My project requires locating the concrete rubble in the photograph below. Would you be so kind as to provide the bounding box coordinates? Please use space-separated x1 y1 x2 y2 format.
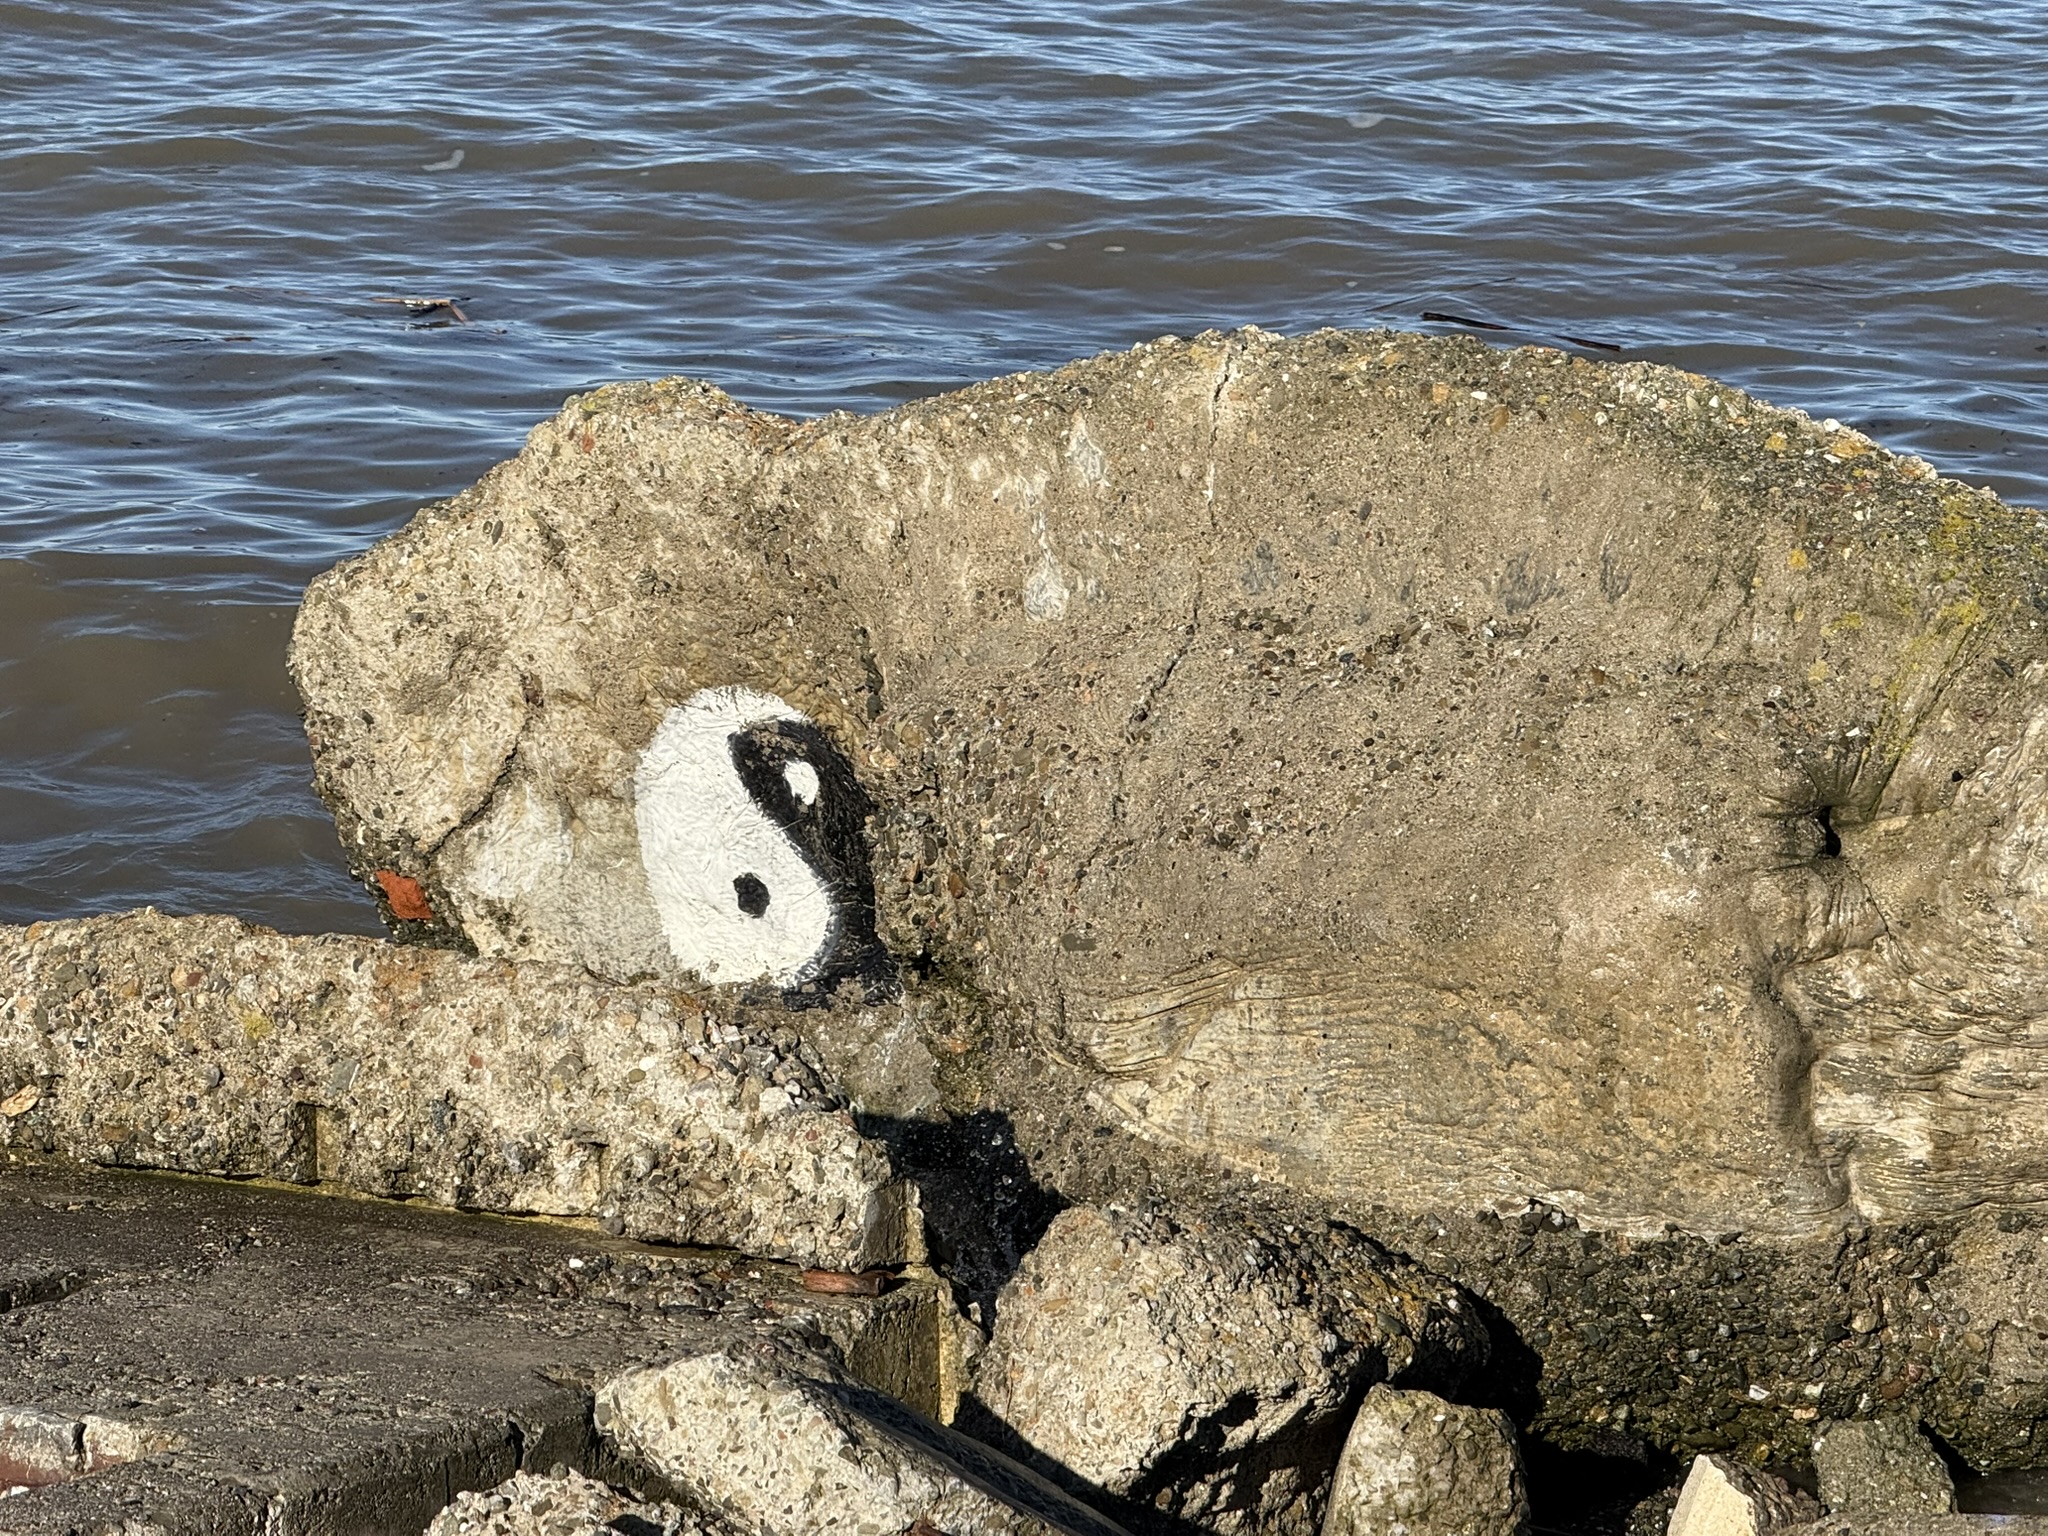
291 325 2048 1239
966 1205 1485 1536
275 326 2048 1477
1810 1417 1954 1517
425 1469 711 1536
1320 1386 1529 1536
16 333 2048 1530
1666 1456 1817 1535
596 1343 1132 1536
0 1155 953 1534
0 909 918 1272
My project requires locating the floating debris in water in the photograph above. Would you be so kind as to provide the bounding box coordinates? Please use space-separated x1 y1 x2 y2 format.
373 295 472 324
1421 309 1509 332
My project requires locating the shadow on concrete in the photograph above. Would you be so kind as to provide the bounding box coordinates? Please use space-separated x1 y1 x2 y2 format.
855 1108 1067 1325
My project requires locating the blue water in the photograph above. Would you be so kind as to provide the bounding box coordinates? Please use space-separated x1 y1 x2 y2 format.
1 0 2043 931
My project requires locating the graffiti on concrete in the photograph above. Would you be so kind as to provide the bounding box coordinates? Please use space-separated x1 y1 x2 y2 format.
634 687 893 1000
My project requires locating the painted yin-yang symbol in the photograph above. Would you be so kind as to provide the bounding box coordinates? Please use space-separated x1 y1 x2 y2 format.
634 687 894 1002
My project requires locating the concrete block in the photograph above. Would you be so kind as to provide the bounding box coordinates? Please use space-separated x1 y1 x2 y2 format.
0 909 919 1271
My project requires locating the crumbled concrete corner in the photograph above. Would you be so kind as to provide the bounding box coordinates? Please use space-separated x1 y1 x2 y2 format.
425 1468 719 1536
1321 1386 1528 1536
1667 1456 1817 1536
595 1342 1134 1536
0 909 919 1270
1810 1417 1954 1517
966 1205 1487 1536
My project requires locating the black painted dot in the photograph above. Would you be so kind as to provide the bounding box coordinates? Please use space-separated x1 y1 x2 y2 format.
734 873 770 918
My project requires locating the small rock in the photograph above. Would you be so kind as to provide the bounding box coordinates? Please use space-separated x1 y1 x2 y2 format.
595 1343 1128 1536
968 1204 1485 1536
424 1468 712 1536
1321 1385 1529 1536
1811 1417 1955 1516
1666 1456 1818 1536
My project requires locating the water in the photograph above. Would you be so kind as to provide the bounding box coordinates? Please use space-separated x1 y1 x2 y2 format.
1 0 2043 934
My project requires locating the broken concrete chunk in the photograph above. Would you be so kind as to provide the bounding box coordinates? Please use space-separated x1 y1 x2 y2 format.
966 1205 1486 1536
0 1405 165 1492
1320 1385 1528 1536
425 1469 717 1536
1667 1456 1818 1536
1810 1418 1954 1516
0 909 918 1270
293 327 2048 1244
595 1343 1131 1536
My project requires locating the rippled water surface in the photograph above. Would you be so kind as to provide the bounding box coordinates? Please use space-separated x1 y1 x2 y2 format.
2 0 2043 931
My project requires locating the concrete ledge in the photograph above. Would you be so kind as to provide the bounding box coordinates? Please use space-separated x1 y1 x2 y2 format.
0 910 919 1271
0 1154 954 1533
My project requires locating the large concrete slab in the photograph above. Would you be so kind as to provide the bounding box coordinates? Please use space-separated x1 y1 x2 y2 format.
0 1153 953 1535
289 326 2048 1245
0 910 919 1272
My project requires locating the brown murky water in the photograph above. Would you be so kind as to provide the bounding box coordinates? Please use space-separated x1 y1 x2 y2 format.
2 0 2043 936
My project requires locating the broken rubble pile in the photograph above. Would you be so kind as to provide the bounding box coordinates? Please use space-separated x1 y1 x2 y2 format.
425 1469 715 1536
21 330 2048 1531
1809 1417 1955 1517
0 909 917 1271
966 1204 1485 1536
278 329 2048 1486
0 1156 951 1534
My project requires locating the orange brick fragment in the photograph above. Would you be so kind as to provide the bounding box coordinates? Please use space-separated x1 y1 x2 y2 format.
373 869 435 921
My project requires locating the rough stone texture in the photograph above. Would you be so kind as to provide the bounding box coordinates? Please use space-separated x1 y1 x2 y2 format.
286 330 2048 1474
0 1154 950 1535
595 1343 1133 1536
1667 1456 1818 1535
965 1205 1485 1536
1272 1198 2048 1480
1320 1386 1528 1536
425 1469 716 1536
0 909 918 1270
1811 1417 1955 1516
294 325 2048 1245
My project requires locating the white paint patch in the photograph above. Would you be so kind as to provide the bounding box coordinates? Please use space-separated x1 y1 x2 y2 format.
783 758 820 806
634 687 834 986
